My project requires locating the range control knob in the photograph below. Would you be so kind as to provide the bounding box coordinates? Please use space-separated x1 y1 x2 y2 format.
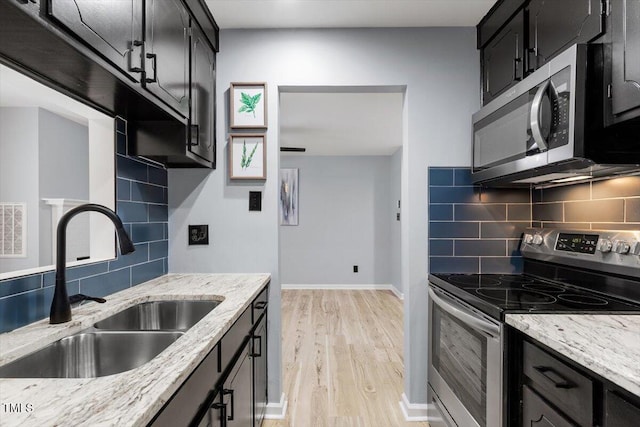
631 242 640 256
532 234 544 245
613 240 631 254
598 239 613 253
523 234 534 244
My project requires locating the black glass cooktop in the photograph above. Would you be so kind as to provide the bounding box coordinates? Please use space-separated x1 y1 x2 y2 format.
429 273 640 320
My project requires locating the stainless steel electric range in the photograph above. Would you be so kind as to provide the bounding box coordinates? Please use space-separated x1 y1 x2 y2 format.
427 228 640 427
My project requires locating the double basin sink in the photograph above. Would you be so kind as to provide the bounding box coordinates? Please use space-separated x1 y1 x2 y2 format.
0 300 219 379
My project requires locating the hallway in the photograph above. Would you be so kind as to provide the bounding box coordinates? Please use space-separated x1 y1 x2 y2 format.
263 289 430 427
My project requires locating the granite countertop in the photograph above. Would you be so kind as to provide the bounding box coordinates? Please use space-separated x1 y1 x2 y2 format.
0 273 270 427
506 314 640 397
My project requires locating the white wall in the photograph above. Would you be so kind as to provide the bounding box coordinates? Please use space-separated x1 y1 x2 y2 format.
0 107 40 273
279 155 391 286
38 108 90 264
169 27 479 408
390 147 402 295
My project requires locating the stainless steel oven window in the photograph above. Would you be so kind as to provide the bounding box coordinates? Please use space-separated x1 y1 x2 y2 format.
432 302 488 426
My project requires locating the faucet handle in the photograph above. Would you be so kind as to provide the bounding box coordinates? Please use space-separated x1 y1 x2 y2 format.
69 294 107 305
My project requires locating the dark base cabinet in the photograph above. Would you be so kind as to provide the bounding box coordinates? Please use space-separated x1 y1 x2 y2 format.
152 284 270 427
605 389 640 427
522 385 575 427
516 335 640 427
253 313 268 427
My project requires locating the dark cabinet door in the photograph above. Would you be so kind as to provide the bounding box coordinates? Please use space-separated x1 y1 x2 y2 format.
144 0 190 117
528 0 604 71
604 389 640 427
482 10 525 105
610 0 640 119
190 23 216 166
224 340 253 427
252 314 267 427
47 0 143 82
522 385 578 427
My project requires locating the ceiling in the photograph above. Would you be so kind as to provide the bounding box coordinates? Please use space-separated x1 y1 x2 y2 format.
206 0 496 29
279 91 403 156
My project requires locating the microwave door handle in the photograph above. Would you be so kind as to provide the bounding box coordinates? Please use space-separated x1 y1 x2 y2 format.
428 288 500 338
530 80 550 152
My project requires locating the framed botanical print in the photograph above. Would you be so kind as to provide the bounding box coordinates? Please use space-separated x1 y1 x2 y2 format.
228 134 266 180
230 82 267 129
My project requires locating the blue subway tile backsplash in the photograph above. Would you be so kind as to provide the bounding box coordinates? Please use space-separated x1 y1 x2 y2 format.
0 117 168 333
429 167 530 274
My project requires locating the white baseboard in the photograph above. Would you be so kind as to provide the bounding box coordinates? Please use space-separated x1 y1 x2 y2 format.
398 392 435 422
282 283 404 299
264 393 288 419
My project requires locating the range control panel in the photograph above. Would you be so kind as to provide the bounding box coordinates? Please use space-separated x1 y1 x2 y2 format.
521 228 640 278
555 233 599 254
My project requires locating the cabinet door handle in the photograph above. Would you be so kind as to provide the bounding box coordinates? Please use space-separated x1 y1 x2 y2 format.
526 48 537 73
513 57 522 81
129 40 144 73
255 301 267 310
533 366 574 389
252 335 262 358
190 124 200 146
211 402 227 427
145 53 157 83
223 388 235 421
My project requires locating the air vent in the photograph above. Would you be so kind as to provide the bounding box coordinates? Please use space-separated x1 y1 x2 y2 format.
0 203 26 257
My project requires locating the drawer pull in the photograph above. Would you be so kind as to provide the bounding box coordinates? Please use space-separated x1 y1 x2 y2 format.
533 366 574 389
254 301 267 310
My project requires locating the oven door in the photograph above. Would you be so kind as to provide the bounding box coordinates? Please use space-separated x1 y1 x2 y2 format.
428 285 503 427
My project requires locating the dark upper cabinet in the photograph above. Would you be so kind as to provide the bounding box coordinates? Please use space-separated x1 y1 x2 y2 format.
144 0 191 117
610 0 640 121
47 0 144 83
528 0 604 71
189 23 216 165
482 10 525 104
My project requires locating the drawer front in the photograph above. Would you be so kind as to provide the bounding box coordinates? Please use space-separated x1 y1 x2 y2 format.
523 341 593 426
522 385 577 427
252 285 269 323
220 307 251 372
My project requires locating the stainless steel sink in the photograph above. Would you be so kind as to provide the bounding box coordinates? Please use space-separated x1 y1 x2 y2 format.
0 330 183 378
94 300 219 331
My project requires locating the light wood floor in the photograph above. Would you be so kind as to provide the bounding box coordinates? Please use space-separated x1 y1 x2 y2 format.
263 290 430 427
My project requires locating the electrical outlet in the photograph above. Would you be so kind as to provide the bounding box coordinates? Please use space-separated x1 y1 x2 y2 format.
353 265 358 273
188 225 209 245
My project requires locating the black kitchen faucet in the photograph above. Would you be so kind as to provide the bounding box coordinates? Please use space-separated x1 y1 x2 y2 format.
49 203 135 324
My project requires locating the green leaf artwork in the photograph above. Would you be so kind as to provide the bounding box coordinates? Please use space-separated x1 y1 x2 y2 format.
240 141 259 169
238 92 262 118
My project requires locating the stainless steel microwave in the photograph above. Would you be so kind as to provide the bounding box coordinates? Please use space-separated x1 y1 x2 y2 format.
472 44 640 186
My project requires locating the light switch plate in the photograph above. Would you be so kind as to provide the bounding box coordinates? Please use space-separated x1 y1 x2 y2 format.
249 191 262 211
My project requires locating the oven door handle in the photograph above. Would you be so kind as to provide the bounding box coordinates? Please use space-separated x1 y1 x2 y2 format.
428 287 500 338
